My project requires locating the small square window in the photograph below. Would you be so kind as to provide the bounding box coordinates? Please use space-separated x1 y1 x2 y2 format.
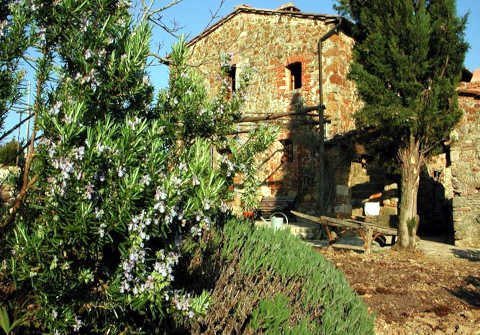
287 62 302 90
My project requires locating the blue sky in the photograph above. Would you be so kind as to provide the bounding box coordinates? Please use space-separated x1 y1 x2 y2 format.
149 0 480 88
4 0 480 142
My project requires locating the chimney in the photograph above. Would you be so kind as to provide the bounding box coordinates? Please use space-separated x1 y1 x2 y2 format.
472 69 480 83
277 3 300 12
235 4 253 10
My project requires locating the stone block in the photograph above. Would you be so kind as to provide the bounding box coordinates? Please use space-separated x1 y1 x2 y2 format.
352 207 363 217
375 215 393 228
384 183 398 191
336 184 349 197
380 206 398 216
450 150 460 162
335 204 352 215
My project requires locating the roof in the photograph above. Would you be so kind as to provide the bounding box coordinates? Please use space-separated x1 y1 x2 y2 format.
458 69 480 97
187 3 342 47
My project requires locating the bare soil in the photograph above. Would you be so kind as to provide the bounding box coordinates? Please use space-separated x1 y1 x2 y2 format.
316 240 480 335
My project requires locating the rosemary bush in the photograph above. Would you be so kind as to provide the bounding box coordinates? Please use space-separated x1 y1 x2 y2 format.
2 1 275 333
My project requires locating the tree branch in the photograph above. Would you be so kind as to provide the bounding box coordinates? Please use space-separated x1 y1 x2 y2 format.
236 107 323 123
1 174 38 230
147 52 170 65
0 112 34 143
203 0 225 31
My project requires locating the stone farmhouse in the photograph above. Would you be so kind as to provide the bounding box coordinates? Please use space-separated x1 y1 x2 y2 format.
186 3 480 248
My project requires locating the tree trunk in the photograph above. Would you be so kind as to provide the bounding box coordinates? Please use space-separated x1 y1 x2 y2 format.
398 135 423 249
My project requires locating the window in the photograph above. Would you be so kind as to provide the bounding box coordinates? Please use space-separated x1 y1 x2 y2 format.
280 139 293 162
287 62 302 90
226 65 236 93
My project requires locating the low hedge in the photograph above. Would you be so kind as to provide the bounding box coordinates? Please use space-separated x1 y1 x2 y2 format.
196 220 374 334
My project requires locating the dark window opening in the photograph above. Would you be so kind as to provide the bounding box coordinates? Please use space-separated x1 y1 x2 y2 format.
227 65 236 93
287 62 302 90
280 139 293 162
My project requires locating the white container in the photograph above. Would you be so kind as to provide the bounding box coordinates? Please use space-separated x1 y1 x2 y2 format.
270 212 288 230
364 202 380 216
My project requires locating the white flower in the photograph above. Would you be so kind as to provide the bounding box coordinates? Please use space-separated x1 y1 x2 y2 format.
142 75 150 85
80 17 90 33
50 101 62 115
85 183 95 200
73 316 83 332
220 201 229 213
172 176 182 185
179 162 187 171
192 175 200 186
118 166 126 178
73 146 85 161
84 49 92 60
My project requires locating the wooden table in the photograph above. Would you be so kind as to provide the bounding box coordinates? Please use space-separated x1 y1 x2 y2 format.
291 210 398 254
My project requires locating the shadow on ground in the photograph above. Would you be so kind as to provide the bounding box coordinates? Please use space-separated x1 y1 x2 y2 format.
452 248 480 262
449 276 480 307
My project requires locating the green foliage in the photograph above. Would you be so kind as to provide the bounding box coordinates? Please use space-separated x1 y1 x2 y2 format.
249 294 292 333
407 217 417 234
204 220 375 334
0 141 20 166
335 0 468 156
0 306 24 335
156 39 278 212
2 1 276 334
0 1 32 135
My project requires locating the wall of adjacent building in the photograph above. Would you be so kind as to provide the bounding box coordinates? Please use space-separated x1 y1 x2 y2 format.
449 85 480 247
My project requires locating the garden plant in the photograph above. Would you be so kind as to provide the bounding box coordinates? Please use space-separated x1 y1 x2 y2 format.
0 1 374 334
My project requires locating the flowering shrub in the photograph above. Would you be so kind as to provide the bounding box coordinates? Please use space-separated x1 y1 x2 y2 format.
2 1 276 334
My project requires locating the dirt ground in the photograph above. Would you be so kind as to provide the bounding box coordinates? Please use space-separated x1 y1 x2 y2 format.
316 239 480 335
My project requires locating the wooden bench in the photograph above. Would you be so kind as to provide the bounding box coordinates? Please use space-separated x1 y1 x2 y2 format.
258 196 296 218
291 210 398 254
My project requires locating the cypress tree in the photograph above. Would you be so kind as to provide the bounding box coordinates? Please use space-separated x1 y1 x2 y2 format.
335 0 469 248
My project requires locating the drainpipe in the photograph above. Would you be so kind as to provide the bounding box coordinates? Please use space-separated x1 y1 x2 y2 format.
317 18 343 215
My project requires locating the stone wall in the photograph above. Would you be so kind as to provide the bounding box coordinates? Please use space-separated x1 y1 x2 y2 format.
449 86 480 247
451 93 480 197
187 6 359 206
452 195 480 248
186 5 480 249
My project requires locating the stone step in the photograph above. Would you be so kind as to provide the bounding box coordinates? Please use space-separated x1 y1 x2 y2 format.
254 219 323 240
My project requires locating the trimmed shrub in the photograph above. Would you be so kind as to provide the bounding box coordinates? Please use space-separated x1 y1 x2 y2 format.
196 221 374 334
0 141 20 166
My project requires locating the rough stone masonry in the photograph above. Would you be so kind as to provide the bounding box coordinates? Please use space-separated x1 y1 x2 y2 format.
186 3 480 248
